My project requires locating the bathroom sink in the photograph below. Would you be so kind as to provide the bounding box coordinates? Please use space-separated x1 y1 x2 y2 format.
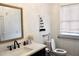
0 47 33 56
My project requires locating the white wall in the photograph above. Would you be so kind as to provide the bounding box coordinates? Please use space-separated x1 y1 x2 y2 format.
21 3 52 43
27 4 52 43
0 3 52 50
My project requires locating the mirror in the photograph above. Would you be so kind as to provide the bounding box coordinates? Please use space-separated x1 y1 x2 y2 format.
0 3 23 41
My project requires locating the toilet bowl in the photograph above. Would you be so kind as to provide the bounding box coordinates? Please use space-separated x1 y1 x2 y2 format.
51 39 67 56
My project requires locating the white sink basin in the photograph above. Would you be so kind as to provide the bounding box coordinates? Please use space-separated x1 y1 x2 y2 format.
0 47 33 56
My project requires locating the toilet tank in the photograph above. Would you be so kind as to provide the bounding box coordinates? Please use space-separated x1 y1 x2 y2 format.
51 38 55 50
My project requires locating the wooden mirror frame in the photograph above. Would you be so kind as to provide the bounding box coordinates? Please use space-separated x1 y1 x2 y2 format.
0 3 23 42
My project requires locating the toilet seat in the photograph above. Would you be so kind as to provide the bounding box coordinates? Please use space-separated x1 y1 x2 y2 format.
53 48 67 56
53 48 67 54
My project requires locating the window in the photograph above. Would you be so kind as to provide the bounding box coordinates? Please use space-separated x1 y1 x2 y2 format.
60 4 79 39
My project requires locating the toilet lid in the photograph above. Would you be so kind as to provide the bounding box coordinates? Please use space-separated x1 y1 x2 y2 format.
53 48 67 54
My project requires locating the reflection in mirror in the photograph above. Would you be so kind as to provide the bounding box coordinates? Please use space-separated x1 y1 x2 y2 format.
0 3 23 41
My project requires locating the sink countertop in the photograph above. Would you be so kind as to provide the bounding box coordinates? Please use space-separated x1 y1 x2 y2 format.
0 41 46 56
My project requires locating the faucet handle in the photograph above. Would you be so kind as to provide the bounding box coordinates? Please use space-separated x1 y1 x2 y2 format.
7 45 12 51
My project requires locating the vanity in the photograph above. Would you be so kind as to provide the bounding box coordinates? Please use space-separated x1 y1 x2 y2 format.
0 41 46 56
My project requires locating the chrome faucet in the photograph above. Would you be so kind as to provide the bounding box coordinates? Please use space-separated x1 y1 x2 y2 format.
13 40 20 49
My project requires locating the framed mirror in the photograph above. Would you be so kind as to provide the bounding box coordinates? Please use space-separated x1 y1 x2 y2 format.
0 3 23 41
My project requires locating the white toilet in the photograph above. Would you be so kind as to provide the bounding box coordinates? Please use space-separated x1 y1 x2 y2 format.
51 39 67 56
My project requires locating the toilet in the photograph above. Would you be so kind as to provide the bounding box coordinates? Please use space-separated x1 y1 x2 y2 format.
51 39 67 56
